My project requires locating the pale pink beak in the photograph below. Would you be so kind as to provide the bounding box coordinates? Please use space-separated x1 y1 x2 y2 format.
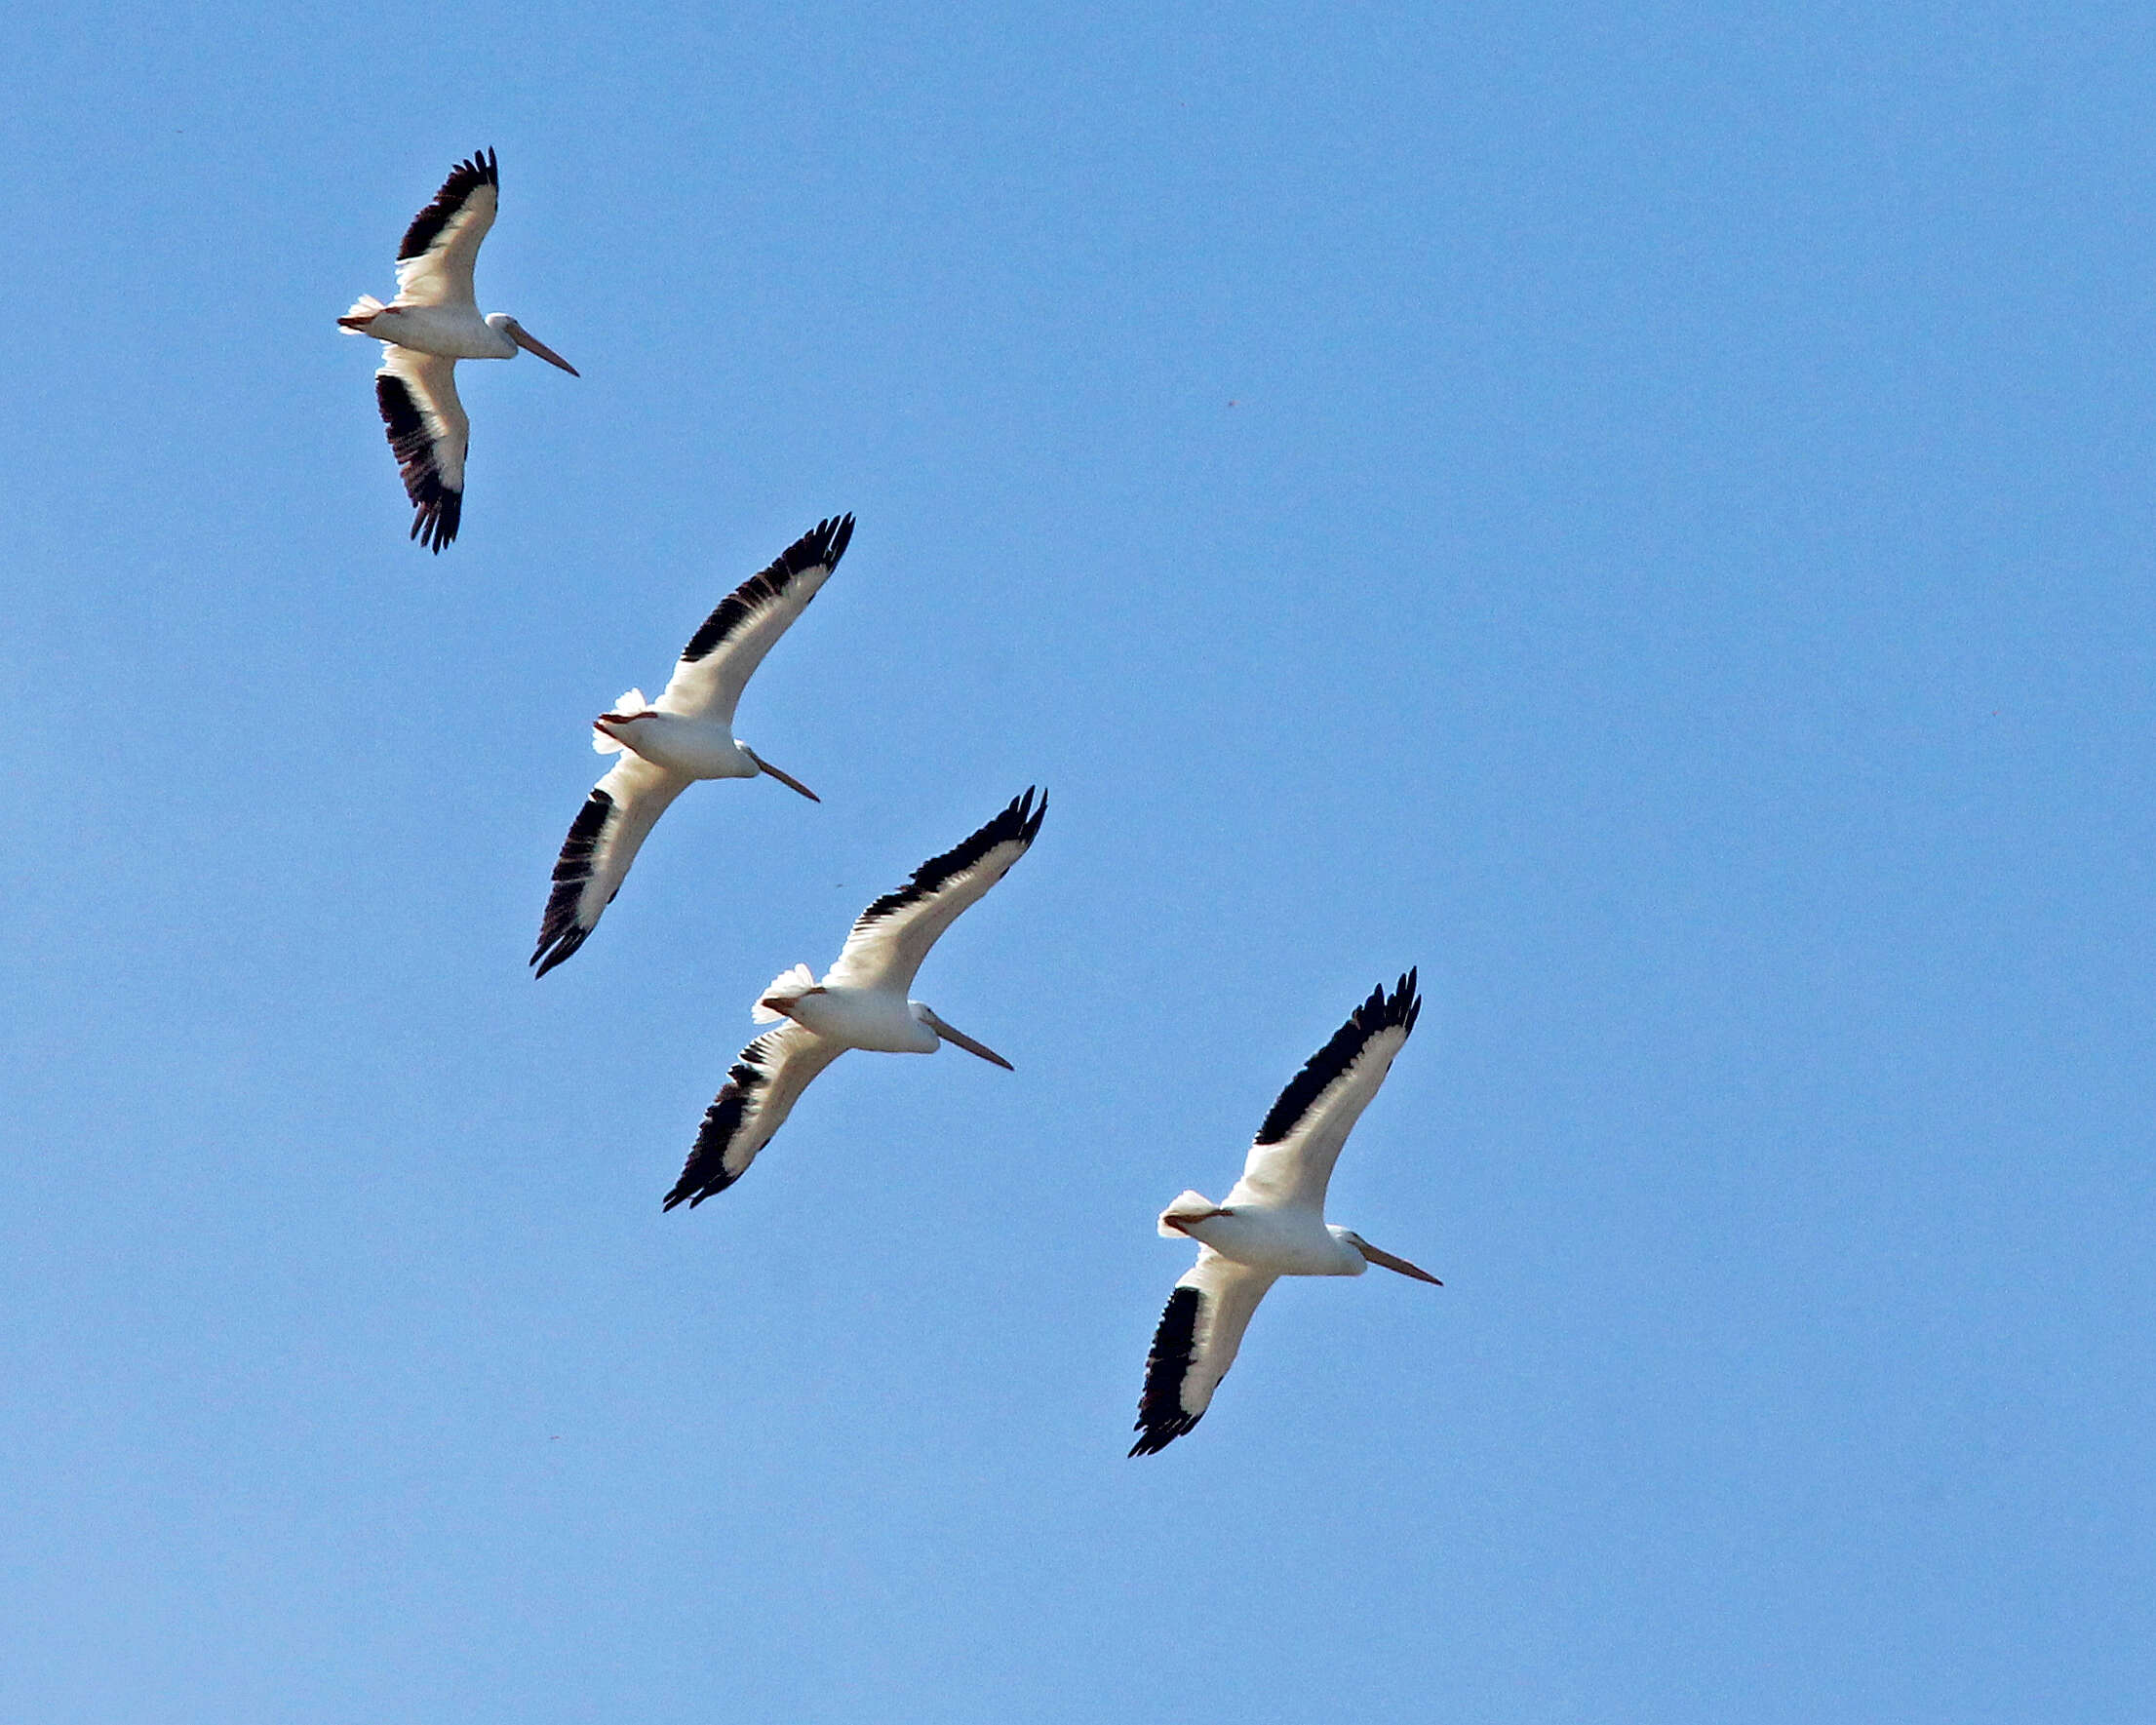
743 745 820 803
507 321 580 376
918 1006 1013 1071
1353 1238 1442 1284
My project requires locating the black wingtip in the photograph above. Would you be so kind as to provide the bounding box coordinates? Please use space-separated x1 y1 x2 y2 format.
664 1057 764 1211
663 1159 740 1212
529 924 589 978
530 790 614 974
1130 1283 1206 1457
1254 967 1423 1147
1128 1414 1202 1459
375 371 462 550
396 147 501 261
988 785 1047 849
1012 785 1047 846
845 786 1047 936
411 490 460 552
677 513 858 666
799 512 855 572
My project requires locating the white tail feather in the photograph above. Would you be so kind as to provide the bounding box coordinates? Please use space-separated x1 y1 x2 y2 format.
1158 1191 1219 1238
751 963 817 1023
591 689 649 754
339 294 385 329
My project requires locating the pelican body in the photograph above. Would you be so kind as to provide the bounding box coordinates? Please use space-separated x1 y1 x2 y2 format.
590 711 773 783
339 149 578 550
1131 971 1439 1457
1164 1207 1373 1278
356 303 519 357
531 516 853 977
775 988 940 1054
662 788 1047 1210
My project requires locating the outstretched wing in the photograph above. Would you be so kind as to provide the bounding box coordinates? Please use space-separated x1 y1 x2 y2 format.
374 346 469 552
530 754 691 977
663 1021 844 1208
1129 1249 1278 1457
653 515 855 728
393 148 498 309
1230 971 1421 1214
822 788 1046 996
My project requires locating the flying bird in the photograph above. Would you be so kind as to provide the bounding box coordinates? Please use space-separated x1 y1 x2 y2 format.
531 515 854 978
664 787 1046 1210
1131 971 1438 1457
338 149 579 550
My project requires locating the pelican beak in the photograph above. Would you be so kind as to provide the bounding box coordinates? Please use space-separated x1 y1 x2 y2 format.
743 746 820 803
1353 1238 1443 1284
921 1008 1013 1071
508 322 580 375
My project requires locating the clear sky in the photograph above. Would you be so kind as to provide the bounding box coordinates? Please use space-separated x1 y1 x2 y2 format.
6 2 2153 1720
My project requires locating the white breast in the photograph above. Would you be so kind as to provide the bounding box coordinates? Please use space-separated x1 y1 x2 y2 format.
787 989 939 1054
1180 1207 1362 1276
372 305 514 359
597 714 754 780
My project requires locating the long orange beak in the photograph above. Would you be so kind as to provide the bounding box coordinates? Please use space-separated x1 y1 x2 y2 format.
743 746 820 803
1354 1238 1443 1284
508 323 580 375
919 1007 1013 1071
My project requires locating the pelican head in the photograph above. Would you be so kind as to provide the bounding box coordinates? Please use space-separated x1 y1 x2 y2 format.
486 313 580 375
1334 1228 1442 1284
740 743 820 802
912 1003 1013 1070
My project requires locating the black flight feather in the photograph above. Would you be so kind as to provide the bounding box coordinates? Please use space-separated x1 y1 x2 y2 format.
374 371 460 552
1130 1284 1206 1457
530 788 615 976
664 1033 785 1210
399 147 497 261
848 787 1046 937
1254 969 1421 1147
680 514 855 665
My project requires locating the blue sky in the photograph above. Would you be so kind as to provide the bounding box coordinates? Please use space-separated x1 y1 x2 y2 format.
6 2 2154 1720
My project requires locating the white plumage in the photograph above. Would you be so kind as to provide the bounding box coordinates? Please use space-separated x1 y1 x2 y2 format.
339 149 578 550
663 788 1046 1209
531 516 854 977
1131 971 1439 1456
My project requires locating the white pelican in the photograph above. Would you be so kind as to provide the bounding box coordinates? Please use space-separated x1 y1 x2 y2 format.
338 148 579 551
1131 971 1439 1456
531 515 854 978
663 787 1046 1209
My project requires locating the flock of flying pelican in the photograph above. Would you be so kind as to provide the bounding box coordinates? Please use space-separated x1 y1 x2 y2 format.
341 151 1444 1455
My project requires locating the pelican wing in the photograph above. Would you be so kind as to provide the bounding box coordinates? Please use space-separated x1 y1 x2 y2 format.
530 753 691 977
822 788 1046 996
1130 1249 1278 1456
374 346 469 552
653 515 855 727
1229 971 1422 1213
664 1021 843 1208
393 148 498 309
